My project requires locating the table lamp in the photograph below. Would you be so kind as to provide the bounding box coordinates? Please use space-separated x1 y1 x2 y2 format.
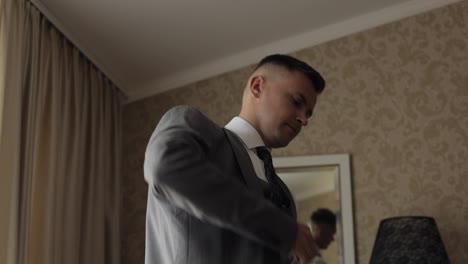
369 216 450 264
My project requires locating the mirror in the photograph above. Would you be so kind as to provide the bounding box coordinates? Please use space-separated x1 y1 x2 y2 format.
273 154 355 264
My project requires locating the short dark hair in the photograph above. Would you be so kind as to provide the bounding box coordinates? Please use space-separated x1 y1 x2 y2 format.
310 208 336 227
254 54 325 94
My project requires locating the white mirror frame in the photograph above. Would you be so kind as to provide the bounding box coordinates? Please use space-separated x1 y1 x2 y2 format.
273 153 355 264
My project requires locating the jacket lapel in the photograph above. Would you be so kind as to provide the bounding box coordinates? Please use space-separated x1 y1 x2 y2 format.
224 128 263 194
277 179 297 218
224 128 297 219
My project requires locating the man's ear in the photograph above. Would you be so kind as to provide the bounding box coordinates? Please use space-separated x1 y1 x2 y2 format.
249 75 264 98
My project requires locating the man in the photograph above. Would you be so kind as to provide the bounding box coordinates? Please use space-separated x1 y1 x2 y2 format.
144 54 325 264
308 208 337 264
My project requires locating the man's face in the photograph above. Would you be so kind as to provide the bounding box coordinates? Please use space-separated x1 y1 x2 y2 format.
315 224 336 249
256 70 318 148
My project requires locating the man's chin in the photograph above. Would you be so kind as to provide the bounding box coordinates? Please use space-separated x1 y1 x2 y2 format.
319 243 330 250
276 140 291 148
270 135 295 148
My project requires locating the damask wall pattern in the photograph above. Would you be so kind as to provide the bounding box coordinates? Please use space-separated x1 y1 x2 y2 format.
122 1 468 263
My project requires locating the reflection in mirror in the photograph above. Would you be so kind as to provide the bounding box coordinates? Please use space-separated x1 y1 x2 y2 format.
273 154 355 264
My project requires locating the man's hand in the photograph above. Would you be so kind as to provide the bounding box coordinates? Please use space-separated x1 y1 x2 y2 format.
290 223 317 264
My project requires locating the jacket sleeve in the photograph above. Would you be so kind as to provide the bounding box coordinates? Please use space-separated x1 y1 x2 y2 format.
144 105 297 253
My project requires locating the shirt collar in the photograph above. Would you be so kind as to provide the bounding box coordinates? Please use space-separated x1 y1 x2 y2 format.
225 117 265 149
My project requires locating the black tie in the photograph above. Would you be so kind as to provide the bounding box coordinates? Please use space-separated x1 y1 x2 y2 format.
256 147 292 216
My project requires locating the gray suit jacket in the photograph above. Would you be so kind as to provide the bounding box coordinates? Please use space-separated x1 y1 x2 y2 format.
144 105 297 264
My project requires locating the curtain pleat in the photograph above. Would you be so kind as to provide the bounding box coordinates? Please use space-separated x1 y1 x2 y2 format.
1 0 122 264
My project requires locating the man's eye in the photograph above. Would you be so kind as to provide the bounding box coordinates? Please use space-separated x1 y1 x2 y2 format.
292 98 301 106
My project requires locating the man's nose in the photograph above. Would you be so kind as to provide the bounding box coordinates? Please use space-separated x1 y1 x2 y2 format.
296 112 308 126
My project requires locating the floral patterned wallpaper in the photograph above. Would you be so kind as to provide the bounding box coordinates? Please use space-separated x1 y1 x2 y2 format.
122 1 468 263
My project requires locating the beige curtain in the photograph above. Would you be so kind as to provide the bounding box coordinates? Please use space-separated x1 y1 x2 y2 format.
0 0 22 263
0 1 121 264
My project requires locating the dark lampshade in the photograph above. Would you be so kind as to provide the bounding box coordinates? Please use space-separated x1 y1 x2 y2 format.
369 216 450 264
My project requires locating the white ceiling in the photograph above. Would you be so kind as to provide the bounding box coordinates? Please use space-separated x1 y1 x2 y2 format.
32 0 460 103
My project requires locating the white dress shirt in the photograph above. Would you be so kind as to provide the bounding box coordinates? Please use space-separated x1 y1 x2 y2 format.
225 117 268 182
310 242 326 264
